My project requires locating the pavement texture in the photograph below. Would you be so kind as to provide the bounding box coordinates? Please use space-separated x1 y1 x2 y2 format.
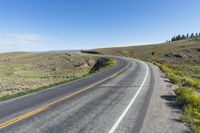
0 57 190 133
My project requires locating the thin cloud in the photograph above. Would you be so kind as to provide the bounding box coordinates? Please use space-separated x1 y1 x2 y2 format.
0 34 43 44
0 34 64 52
0 34 46 52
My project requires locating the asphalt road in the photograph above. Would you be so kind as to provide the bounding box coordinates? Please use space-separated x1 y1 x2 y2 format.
0 57 154 133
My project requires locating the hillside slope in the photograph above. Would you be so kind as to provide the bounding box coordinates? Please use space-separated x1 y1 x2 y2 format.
0 52 100 97
95 37 200 65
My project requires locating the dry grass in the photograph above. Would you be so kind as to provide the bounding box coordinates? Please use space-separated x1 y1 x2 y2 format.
0 52 99 96
94 37 200 65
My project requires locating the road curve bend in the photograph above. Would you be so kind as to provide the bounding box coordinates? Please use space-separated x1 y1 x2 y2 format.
0 56 155 133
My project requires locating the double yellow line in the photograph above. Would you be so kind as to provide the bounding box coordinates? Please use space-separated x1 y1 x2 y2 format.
0 61 130 129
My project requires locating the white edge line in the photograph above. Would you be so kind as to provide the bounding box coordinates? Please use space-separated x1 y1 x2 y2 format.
108 60 149 133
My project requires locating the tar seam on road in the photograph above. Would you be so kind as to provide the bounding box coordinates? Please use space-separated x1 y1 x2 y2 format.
108 60 149 133
0 61 130 129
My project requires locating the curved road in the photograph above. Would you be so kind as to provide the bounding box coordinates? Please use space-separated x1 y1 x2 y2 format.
0 57 155 133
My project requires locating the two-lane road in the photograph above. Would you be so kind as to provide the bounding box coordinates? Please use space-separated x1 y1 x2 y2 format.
0 57 154 133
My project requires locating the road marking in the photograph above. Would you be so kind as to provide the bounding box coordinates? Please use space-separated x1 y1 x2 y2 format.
0 57 117 106
0 61 130 129
108 60 149 133
0 106 49 129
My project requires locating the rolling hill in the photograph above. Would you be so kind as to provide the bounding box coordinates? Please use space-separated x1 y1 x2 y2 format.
94 37 200 66
0 52 100 97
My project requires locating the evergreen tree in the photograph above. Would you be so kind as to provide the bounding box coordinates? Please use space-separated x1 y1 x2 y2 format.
181 34 186 39
190 33 194 38
186 33 189 38
170 32 200 42
176 34 182 40
171 36 175 41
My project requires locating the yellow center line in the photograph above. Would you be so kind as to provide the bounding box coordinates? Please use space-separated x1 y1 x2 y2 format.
0 106 49 129
0 61 130 129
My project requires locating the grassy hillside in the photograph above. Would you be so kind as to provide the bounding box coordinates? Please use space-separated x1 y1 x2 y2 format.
94 37 200 132
95 37 200 65
95 38 200 79
0 52 115 99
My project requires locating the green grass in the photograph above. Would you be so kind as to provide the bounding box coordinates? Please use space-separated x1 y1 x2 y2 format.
192 125 200 133
156 64 200 133
154 63 200 90
156 63 200 132
0 64 50 78
155 63 181 84
175 88 200 133
182 77 200 89
158 64 200 133
0 58 117 102
169 65 200 89
170 65 200 79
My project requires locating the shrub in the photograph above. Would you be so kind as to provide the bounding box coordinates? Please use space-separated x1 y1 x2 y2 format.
89 58 116 73
159 64 181 84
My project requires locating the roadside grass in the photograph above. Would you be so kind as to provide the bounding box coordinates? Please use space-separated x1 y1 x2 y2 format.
93 37 200 132
153 63 181 84
0 57 117 102
175 88 200 133
154 63 200 89
169 65 200 90
156 63 200 133
182 77 200 90
170 65 200 80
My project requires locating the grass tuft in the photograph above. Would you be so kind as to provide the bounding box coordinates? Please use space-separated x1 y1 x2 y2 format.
175 88 200 133
182 77 200 89
157 64 181 84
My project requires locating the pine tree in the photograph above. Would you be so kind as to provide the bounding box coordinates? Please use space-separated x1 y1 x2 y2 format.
181 34 186 39
186 33 189 38
170 32 200 42
176 34 182 40
171 36 175 41
190 33 194 38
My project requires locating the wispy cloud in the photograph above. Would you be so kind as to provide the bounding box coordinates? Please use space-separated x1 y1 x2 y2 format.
0 34 48 52
8 34 42 41
0 34 43 44
0 33 67 52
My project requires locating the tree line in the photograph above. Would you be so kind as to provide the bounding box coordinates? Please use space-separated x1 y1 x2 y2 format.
167 32 200 42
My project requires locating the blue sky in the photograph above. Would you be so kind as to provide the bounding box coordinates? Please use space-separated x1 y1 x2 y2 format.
0 0 200 52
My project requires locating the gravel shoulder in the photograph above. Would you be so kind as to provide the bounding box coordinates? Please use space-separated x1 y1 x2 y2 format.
140 63 191 133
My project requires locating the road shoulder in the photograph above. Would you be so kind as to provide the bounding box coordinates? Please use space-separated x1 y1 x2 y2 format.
140 63 191 133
